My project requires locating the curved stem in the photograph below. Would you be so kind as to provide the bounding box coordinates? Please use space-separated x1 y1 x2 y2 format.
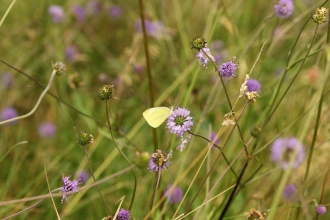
2 188 61 220
0 70 56 125
105 100 137 210
187 131 238 179
83 146 112 214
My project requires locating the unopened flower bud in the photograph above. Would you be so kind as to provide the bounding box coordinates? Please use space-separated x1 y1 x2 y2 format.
312 7 328 24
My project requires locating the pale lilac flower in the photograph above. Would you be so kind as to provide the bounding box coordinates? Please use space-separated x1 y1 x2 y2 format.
117 208 130 220
274 0 294 18
72 5 85 22
196 48 214 69
77 170 89 183
98 73 108 83
133 64 144 74
271 137 305 170
86 0 101 15
135 19 154 34
61 174 81 203
135 20 165 38
219 60 238 79
1 107 18 125
65 46 78 62
283 184 297 202
1 72 13 88
148 150 172 172
49 5 65 23
38 122 56 138
177 135 191 152
211 40 224 51
210 132 220 148
246 78 261 93
167 107 193 138
109 5 122 18
316 205 327 215
165 185 183 204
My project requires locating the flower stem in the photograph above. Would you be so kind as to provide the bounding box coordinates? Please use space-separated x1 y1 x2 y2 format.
150 169 162 212
105 100 137 210
0 70 56 125
83 146 112 215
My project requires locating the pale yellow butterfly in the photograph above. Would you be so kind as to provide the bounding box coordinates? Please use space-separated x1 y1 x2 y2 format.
142 107 174 128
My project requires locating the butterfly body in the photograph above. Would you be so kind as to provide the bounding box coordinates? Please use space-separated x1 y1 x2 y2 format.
143 107 173 128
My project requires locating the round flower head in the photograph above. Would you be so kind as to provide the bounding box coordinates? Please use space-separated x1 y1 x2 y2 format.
316 205 327 215
61 174 81 203
109 5 123 18
65 46 78 62
77 170 89 183
165 185 183 204
274 0 294 19
271 137 305 170
166 107 193 138
117 208 130 220
72 5 85 22
148 150 172 172
1 107 18 125
282 184 297 202
48 5 65 23
218 59 238 79
38 122 56 138
246 78 261 93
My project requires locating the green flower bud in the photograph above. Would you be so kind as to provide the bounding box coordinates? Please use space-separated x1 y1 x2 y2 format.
251 127 261 139
77 131 94 146
190 36 207 50
98 85 115 100
312 7 328 24
53 62 66 75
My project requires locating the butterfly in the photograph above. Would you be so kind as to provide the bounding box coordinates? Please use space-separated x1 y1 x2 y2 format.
142 107 174 128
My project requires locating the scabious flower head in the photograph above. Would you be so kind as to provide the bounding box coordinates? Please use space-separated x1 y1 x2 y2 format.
244 208 266 220
166 107 193 138
135 19 154 35
98 73 108 83
53 62 66 75
133 63 144 74
69 73 84 88
61 174 81 203
65 46 78 62
1 107 18 125
72 5 85 22
1 72 13 88
219 59 238 79
38 122 56 138
312 7 328 24
316 205 327 215
48 5 65 23
109 5 123 18
246 78 261 93
117 208 130 220
274 0 294 19
77 131 94 146
190 36 207 50
148 149 172 172
98 85 115 100
165 185 183 204
271 137 305 170
282 184 297 202
196 48 215 69
250 127 261 138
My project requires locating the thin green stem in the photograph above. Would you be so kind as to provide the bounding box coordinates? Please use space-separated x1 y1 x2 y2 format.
138 0 158 151
187 131 238 179
0 0 17 28
0 58 106 126
150 169 162 213
0 141 27 162
105 100 137 210
0 70 56 125
83 146 112 215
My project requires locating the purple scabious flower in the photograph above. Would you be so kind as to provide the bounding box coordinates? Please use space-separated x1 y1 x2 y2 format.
218 60 238 79
274 0 294 19
61 174 81 203
77 170 89 183
210 132 220 148
117 208 130 220
38 122 56 138
246 78 261 93
167 107 193 138
72 5 85 23
135 19 154 35
196 48 214 69
65 46 78 62
271 137 305 170
109 5 122 18
165 185 183 204
1 72 13 88
48 5 65 23
282 184 297 202
316 205 327 215
133 64 144 74
86 0 102 15
148 150 172 172
1 107 18 125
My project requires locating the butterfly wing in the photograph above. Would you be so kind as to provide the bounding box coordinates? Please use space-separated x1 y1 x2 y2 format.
143 107 172 128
